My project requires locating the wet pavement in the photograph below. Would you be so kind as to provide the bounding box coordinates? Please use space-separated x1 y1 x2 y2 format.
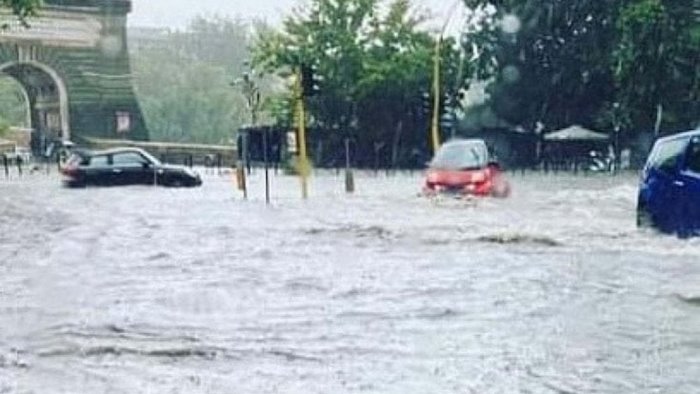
1 170 700 393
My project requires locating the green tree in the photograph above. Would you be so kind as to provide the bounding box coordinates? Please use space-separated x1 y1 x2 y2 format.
462 0 620 131
253 0 464 168
129 17 252 144
461 0 699 136
613 0 699 132
1 0 40 24
0 77 28 128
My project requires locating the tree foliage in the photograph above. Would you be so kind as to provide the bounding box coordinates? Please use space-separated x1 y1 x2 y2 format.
130 17 252 144
253 0 465 168
1 0 40 23
0 77 28 128
613 0 699 131
461 0 699 137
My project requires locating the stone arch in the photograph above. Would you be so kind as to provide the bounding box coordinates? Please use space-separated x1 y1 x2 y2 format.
0 60 71 141
0 1 149 144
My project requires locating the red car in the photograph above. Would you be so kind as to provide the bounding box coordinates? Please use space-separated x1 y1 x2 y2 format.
423 139 511 198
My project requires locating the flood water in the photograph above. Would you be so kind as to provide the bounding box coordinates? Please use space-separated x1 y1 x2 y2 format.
2 170 700 393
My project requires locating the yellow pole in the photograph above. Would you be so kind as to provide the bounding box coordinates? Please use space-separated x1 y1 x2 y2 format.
296 68 310 199
430 0 460 153
431 36 442 154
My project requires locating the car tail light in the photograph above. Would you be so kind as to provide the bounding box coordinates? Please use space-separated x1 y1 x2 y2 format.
60 165 78 177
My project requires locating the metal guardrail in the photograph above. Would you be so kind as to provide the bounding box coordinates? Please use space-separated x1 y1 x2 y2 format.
84 138 238 167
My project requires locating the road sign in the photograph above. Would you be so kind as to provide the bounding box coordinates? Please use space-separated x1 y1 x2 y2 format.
287 131 298 154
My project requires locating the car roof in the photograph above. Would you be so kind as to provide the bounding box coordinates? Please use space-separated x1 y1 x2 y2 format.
85 147 150 156
656 129 700 144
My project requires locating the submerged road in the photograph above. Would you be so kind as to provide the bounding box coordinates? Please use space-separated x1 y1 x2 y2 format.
1 171 700 393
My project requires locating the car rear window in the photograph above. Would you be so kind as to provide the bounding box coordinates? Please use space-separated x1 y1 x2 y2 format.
648 138 687 174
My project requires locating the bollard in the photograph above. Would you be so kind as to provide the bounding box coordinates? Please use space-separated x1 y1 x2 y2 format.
345 170 355 194
204 155 212 174
236 161 247 199
3 155 8 178
263 129 270 204
344 139 355 194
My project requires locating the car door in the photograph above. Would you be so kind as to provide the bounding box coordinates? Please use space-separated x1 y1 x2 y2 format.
111 151 153 185
678 136 700 234
644 138 688 231
84 154 112 186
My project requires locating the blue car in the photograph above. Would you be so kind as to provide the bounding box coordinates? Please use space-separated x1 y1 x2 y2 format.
637 129 700 236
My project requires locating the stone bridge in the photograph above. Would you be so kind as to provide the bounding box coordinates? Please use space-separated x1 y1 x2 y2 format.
0 0 148 152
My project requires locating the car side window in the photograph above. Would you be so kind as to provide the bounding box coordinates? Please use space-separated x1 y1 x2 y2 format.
649 139 687 174
685 139 700 174
112 152 149 167
89 155 109 167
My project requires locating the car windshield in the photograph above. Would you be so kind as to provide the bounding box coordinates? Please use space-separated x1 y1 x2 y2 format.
648 137 688 174
430 142 488 170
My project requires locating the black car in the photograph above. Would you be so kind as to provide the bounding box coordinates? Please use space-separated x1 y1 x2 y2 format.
61 147 202 188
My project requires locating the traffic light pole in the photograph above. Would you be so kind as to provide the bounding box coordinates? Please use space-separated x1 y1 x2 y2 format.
431 2 461 153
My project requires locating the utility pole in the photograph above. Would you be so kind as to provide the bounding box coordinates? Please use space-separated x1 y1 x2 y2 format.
295 67 310 199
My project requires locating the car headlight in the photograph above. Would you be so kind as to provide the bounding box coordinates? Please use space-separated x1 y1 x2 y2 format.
471 171 486 183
